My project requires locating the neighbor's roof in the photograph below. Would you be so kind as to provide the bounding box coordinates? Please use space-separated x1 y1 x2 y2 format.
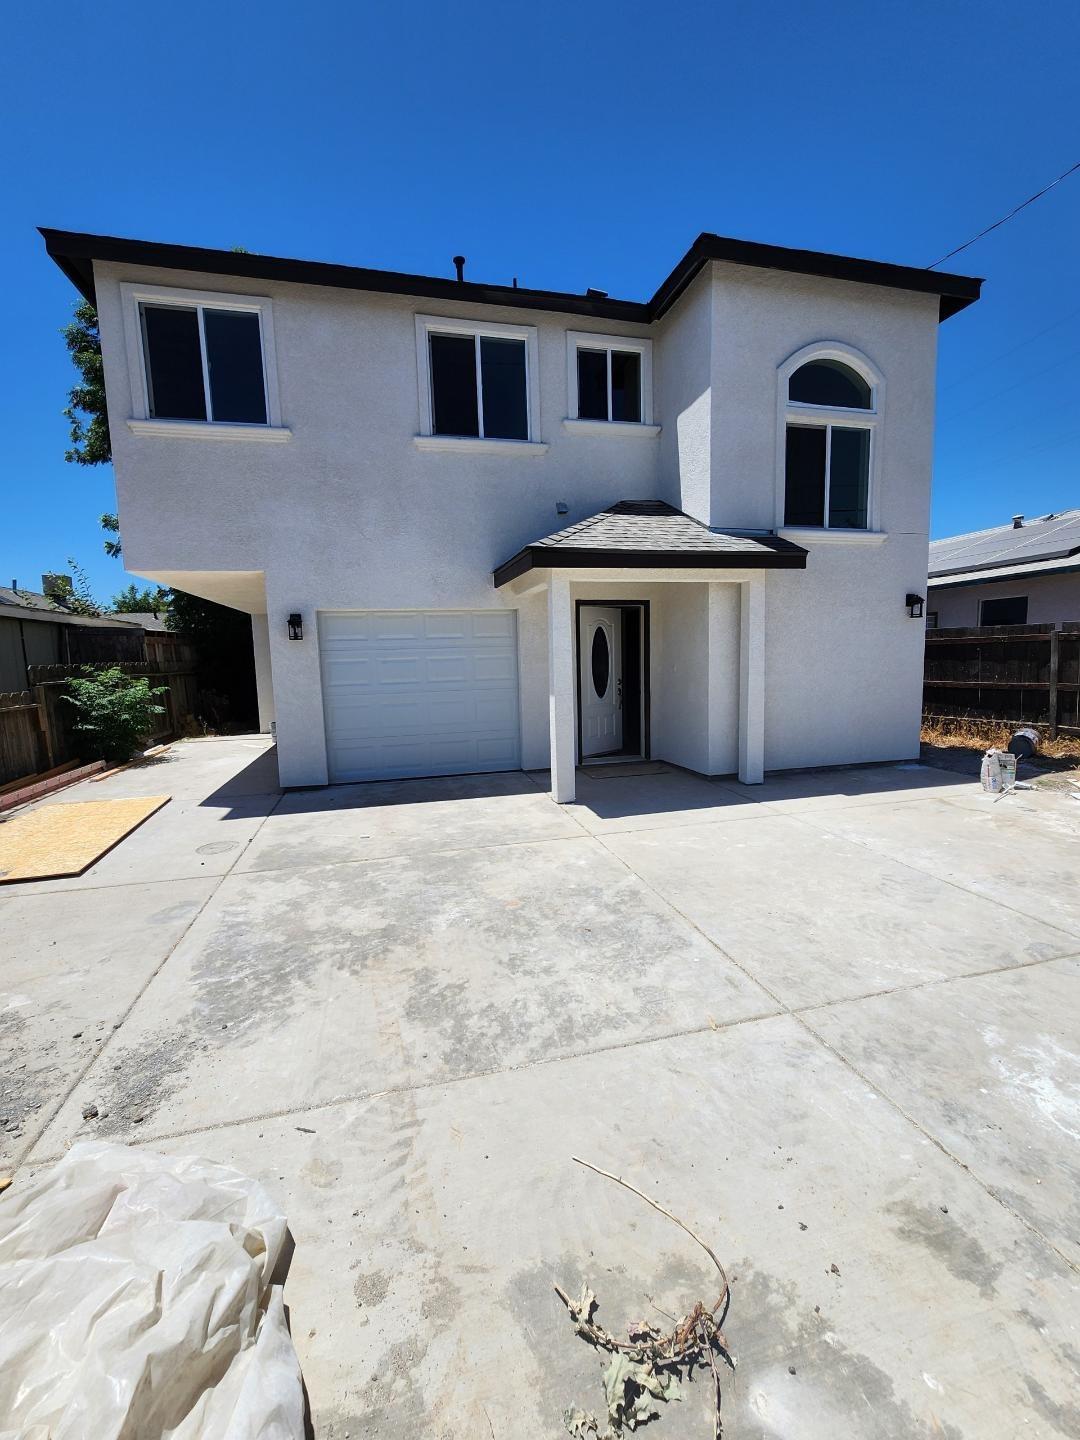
39 228 982 324
928 509 1080 589
0 586 146 629
493 500 808 586
118 610 170 632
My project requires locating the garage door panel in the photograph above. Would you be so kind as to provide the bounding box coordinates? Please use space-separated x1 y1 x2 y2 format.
319 611 521 782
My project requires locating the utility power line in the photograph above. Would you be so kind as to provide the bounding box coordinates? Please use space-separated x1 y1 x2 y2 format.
940 304 1080 393
928 159 1080 269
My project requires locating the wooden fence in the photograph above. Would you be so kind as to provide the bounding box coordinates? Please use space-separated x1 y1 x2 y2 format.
923 623 1080 736
0 657 198 787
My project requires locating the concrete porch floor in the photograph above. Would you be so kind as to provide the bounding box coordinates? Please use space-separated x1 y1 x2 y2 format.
2 738 1079 1438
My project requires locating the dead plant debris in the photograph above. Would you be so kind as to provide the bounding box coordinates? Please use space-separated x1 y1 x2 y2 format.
556 1157 733 1439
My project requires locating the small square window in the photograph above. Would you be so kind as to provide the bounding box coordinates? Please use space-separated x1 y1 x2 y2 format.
139 300 267 424
574 344 643 422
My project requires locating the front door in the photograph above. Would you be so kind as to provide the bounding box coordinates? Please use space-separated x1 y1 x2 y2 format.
579 607 623 757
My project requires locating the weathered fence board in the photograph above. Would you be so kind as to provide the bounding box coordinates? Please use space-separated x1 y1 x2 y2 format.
924 623 1080 735
0 690 47 786
0 658 199 787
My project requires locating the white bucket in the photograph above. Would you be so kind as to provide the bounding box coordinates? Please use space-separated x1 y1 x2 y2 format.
981 748 1017 792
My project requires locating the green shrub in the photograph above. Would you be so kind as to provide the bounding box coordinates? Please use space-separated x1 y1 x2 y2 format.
62 666 167 763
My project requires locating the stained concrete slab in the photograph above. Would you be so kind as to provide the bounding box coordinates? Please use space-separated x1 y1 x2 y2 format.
810 959 1080 1269
604 813 1076 1007
236 771 580 872
713 762 980 815
46 736 280 804
0 878 216 1169
30 837 777 1154
532 766 767 835
143 1018 1080 1440
810 794 1080 937
9 740 1080 1439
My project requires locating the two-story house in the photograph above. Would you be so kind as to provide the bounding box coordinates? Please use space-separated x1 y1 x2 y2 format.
41 228 980 800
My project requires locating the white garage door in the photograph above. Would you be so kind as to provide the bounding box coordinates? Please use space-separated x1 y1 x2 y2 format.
319 610 521 783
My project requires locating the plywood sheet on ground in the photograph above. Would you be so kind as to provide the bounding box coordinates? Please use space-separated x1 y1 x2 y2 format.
0 796 170 883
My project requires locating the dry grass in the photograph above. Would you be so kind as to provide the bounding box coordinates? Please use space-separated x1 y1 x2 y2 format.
922 716 1080 762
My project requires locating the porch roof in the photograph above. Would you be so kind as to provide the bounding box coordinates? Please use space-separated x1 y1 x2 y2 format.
493 500 808 586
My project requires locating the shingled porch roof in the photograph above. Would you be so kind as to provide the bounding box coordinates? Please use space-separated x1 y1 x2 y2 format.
493 501 808 586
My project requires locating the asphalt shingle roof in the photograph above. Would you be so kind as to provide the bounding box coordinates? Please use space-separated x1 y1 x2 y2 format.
0 587 145 629
929 510 1080 580
494 500 807 585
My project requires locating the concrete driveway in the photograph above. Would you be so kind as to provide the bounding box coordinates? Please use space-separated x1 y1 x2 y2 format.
2 738 1079 1438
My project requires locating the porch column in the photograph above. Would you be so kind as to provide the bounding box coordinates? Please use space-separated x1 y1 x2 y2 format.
738 577 765 784
251 612 275 734
547 575 576 803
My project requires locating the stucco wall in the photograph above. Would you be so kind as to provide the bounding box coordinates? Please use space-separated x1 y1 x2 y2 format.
654 270 711 522
94 254 944 786
929 572 1080 628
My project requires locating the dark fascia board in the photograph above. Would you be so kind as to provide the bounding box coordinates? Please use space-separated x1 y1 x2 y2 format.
493 545 808 588
40 226 981 325
649 233 983 322
38 228 650 323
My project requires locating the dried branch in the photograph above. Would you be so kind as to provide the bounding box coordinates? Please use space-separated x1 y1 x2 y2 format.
556 1158 734 1439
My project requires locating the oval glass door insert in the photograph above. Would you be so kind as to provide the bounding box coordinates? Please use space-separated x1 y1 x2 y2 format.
591 626 610 698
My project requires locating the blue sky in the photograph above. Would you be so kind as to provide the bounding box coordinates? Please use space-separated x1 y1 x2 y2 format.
4 0 1078 603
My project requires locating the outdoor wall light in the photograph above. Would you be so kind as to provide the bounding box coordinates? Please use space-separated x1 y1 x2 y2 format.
287 612 304 640
906 593 925 619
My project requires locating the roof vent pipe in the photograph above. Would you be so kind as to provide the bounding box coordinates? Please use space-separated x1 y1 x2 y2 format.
453 255 465 282
1012 514 1024 528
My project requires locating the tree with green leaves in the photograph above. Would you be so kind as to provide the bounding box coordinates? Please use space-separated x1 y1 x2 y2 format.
63 301 111 466
112 582 172 614
60 301 258 730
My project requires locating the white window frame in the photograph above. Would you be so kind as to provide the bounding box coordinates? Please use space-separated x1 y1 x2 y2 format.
775 342 884 538
564 331 657 435
119 282 288 441
413 314 545 454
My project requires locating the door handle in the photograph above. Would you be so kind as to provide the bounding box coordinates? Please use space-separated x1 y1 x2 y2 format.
616 678 623 709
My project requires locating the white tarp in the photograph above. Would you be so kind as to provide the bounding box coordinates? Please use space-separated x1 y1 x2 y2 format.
0 1140 305 1439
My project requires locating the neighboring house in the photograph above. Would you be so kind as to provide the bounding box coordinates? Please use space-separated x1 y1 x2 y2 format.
41 228 981 799
927 511 1080 628
0 580 146 693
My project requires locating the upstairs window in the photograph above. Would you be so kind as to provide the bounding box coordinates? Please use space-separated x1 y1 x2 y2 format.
429 331 528 440
140 301 267 424
577 347 641 422
567 333 653 426
788 359 872 410
783 354 877 530
415 317 538 445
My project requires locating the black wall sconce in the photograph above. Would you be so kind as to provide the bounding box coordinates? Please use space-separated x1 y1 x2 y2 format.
906 593 925 619
287 612 304 640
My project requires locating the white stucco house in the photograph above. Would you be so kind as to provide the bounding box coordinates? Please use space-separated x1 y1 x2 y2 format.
41 227 981 800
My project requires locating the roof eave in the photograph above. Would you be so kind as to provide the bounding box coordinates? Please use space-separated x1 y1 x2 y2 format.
39 228 650 323
648 233 982 324
41 226 982 325
493 545 807 587
929 558 1080 590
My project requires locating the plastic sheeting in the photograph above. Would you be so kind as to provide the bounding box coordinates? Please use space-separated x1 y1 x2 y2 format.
0 1140 305 1439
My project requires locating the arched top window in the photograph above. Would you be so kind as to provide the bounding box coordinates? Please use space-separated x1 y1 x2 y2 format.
789 358 872 410
779 345 881 532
